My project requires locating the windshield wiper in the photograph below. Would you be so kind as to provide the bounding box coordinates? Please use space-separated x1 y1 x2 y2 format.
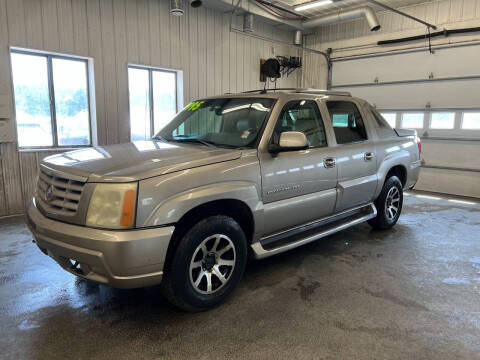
169 138 217 148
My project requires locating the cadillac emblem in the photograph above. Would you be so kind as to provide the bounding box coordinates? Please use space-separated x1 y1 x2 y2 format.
45 185 55 203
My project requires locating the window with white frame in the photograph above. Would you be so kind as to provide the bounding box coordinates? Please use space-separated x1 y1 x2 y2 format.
380 112 396 128
401 112 424 129
462 112 480 130
11 50 92 148
128 65 178 141
377 109 480 133
430 112 455 129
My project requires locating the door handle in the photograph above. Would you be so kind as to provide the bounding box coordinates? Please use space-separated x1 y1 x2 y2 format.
324 157 336 168
364 152 374 161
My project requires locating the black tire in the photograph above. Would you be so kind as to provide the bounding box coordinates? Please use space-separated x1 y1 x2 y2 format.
162 215 247 312
368 175 403 230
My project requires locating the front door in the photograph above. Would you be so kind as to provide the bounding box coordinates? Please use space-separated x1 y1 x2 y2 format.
259 99 338 236
324 100 377 212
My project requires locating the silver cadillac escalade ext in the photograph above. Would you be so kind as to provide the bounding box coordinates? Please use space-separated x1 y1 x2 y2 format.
26 89 421 311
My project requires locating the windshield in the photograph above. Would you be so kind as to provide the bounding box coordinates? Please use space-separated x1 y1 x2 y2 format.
155 98 275 148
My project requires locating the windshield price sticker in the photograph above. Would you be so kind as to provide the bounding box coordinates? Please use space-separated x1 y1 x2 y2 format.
185 101 205 111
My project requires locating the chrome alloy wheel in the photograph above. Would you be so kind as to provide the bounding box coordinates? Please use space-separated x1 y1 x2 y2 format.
189 234 236 295
385 187 400 221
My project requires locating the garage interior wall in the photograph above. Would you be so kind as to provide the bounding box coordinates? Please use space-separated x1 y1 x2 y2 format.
302 0 480 198
0 0 300 217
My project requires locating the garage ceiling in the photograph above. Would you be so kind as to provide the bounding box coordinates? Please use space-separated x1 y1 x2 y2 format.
279 0 431 18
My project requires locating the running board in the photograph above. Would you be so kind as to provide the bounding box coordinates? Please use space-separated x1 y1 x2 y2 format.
251 203 377 259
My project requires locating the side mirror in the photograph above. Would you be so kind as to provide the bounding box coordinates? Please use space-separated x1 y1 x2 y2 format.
268 131 308 153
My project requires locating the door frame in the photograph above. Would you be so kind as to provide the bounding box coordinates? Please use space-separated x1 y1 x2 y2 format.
257 94 340 235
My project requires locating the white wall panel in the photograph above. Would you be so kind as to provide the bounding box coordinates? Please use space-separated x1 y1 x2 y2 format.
24 0 44 49
72 0 89 55
463 0 477 20
416 167 480 198
2 0 25 215
137 0 151 65
58 0 75 53
339 79 480 109
198 7 208 97
42 0 60 51
113 0 130 144
422 139 480 170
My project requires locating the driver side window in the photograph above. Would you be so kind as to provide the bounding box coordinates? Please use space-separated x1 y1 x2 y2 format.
272 100 327 148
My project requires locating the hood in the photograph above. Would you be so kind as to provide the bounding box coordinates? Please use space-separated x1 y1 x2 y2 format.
42 141 242 182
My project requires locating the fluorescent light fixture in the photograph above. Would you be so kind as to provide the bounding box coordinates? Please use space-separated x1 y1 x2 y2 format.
294 0 333 11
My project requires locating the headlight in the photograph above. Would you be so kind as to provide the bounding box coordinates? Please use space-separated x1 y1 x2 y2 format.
86 183 137 229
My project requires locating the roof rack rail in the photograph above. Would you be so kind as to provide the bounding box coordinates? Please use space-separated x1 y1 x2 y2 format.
239 88 351 96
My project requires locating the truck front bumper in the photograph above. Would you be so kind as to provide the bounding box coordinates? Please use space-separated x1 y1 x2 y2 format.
26 199 174 289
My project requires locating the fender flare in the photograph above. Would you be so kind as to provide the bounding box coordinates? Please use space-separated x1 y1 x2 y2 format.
142 181 264 231
374 151 410 198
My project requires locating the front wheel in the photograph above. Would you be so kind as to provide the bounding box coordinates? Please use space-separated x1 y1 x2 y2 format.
162 215 247 312
368 176 403 230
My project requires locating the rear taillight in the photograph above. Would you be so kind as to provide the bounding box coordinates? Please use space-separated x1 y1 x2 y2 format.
416 136 422 156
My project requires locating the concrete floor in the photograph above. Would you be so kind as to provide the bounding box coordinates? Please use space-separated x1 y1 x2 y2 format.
1 191 480 360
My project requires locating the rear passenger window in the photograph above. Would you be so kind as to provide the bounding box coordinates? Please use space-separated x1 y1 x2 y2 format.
327 101 368 144
273 100 327 148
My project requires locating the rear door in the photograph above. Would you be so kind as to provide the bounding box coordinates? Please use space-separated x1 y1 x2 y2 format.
324 99 377 212
259 99 338 235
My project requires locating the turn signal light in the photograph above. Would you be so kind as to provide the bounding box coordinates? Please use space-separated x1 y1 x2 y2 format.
416 136 422 156
121 189 136 227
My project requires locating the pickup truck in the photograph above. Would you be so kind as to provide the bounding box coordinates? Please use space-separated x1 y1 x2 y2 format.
26 89 421 311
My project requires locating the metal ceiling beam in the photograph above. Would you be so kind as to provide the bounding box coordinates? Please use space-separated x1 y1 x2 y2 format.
364 0 437 30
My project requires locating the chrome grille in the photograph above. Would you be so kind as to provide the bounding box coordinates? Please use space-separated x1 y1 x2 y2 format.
36 168 86 216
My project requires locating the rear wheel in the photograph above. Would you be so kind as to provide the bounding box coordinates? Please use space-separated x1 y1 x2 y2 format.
368 176 403 230
162 215 247 312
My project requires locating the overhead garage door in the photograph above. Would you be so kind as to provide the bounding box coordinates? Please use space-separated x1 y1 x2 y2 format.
331 43 480 109
330 43 480 198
